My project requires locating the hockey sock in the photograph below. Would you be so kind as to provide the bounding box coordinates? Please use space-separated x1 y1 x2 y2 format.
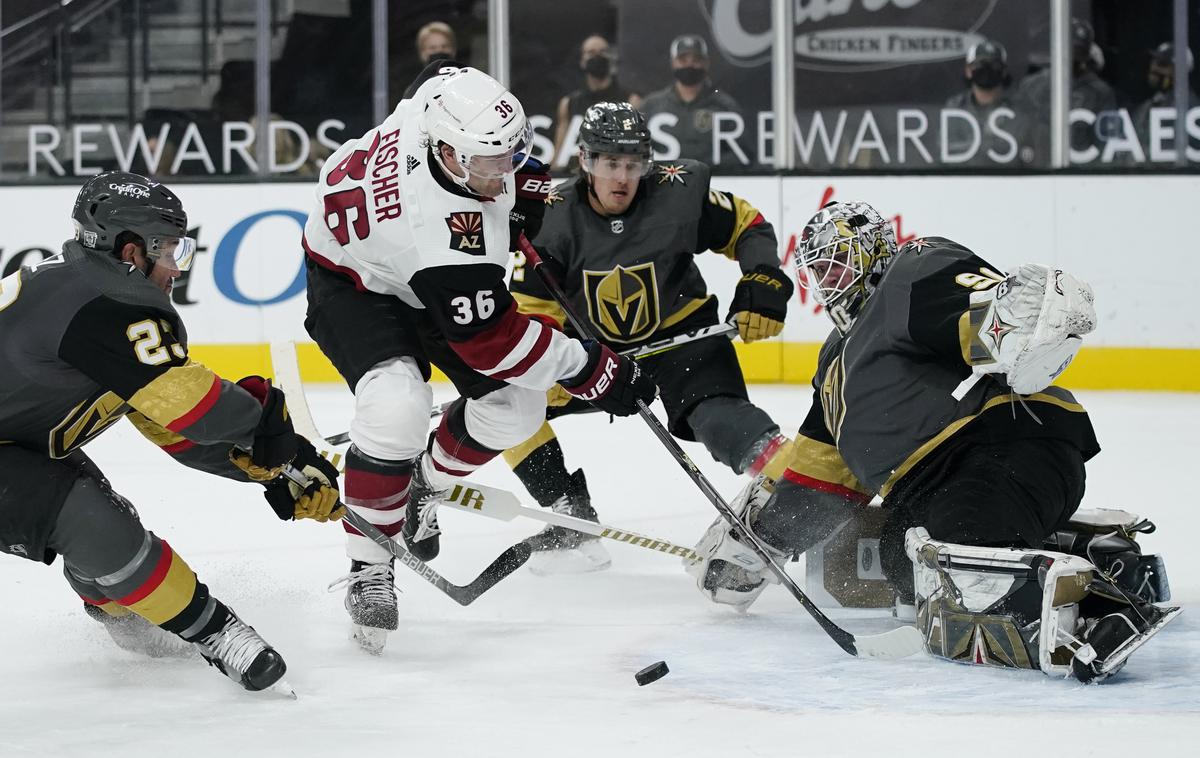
426 398 502 485
342 445 414 541
502 422 574 508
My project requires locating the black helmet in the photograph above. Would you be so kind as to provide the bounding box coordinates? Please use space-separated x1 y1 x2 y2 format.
579 101 652 160
966 40 1007 67
72 171 188 257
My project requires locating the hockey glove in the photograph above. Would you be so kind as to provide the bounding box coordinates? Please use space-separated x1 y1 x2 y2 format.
727 264 793 342
510 156 551 247
229 375 296 480
260 437 345 522
559 340 657 416
977 265 1096 395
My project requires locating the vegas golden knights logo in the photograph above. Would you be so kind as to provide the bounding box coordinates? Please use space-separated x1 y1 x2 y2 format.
583 263 660 343
49 391 129 458
446 212 484 254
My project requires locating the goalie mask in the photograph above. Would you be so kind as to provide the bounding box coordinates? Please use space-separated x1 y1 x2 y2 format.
423 67 533 189
795 201 897 333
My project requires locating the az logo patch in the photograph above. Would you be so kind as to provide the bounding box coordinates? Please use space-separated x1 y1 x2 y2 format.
446 212 485 254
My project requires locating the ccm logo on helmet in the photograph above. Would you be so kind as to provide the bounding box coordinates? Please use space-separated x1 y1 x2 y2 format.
109 183 150 198
577 355 619 401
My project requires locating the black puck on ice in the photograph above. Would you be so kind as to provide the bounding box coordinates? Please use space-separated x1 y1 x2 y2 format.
635 661 669 686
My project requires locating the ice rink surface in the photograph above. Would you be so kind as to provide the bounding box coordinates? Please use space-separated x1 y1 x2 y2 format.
2 386 1197 757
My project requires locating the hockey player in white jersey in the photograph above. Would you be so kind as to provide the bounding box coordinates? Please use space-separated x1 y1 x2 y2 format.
302 63 656 651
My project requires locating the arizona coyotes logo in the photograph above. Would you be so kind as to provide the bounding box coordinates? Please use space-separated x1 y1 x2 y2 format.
49 391 128 458
446 212 484 253
583 263 660 343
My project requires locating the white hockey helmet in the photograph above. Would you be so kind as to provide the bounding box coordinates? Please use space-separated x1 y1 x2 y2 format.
795 201 897 333
423 67 533 186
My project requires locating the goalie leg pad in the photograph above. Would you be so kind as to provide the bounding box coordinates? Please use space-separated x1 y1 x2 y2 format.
906 527 1179 682
1045 507 1170 603
686 477 785 612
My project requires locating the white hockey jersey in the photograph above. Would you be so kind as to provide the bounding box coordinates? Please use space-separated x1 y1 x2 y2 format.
303 71 586 390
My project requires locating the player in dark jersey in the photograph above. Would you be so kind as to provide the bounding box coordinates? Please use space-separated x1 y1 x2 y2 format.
0 172 343 695
688 200 1178 682
507 102 795 572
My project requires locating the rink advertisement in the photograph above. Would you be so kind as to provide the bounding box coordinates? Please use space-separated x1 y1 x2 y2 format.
1 176 1196 390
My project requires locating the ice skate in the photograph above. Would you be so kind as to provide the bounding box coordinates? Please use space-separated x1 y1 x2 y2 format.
402 454 444 561
526 470 611 576
195 610 293 697
330 559 399 654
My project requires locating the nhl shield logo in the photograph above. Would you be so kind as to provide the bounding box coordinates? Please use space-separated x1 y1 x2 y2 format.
610 218 624 234
583 262 660 342
446 212 484 254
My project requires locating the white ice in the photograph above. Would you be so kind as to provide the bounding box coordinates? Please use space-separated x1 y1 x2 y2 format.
2 387 1197 757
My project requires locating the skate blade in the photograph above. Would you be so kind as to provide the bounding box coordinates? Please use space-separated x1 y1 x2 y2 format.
265 677 298 700
352 624 389 655
527 540 612 577
1096 605 1182 676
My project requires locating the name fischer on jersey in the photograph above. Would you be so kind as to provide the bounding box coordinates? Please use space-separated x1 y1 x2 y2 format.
371 128 403 222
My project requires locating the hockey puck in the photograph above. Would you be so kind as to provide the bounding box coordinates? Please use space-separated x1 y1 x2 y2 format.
635 661 669 686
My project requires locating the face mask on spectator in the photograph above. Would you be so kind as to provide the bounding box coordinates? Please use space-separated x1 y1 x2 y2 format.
968 63 1005 90
584 55 612 78
1147 71 1173 92
427 51 453 63
673 66 706 86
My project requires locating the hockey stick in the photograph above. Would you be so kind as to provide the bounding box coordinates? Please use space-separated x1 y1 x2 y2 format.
518 235 923 660
278 463 530 607
319 324 738 446
270 340 706 565
268 342 529 606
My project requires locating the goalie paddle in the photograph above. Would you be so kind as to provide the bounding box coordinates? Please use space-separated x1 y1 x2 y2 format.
517 234 923 661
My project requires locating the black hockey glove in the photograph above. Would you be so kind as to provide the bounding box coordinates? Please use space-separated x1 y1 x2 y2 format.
510 156 551 247
727 264 793 343
260 437 345 523
230 376 296 477
559 340 657 416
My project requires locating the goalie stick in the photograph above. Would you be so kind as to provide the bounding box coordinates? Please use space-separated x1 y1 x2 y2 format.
320 322 739 446
517 235 924 661
268 340 705 565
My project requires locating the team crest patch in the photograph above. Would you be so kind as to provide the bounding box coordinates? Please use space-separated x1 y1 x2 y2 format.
657 164 688 185
545 187 565 206
446 212 485 253
583 262 660 342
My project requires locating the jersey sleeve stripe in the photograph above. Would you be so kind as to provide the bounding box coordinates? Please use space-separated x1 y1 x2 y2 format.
164 373 223 432
486 323 553 382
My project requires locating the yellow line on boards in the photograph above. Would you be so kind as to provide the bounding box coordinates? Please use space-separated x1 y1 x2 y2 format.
186 342 1200 392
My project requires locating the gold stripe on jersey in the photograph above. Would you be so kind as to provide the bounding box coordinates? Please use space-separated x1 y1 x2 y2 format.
502 421 557 469
958 300 998 366
785 435 871 496
659 295 712 332
880 388 1087 497
127 360 219 429
48 391 128 458
126 410 188 448
513 292 567 329
711 193 764 260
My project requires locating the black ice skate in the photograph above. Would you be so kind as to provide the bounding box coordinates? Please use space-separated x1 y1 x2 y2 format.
526 470 611 575
401 454 443 561
195 610 292 697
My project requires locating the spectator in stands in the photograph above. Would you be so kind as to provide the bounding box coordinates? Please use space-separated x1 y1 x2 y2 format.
944 40 1028 167
640 34 746 165
1131 42 1197 161
552 35 641 168
417 21 456 65
1013 18 1117 164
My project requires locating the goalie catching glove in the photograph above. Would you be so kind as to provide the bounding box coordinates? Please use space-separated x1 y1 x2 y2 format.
974 265 1096 394
228 376 344 522
727 264 792 342
558 340 657 416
